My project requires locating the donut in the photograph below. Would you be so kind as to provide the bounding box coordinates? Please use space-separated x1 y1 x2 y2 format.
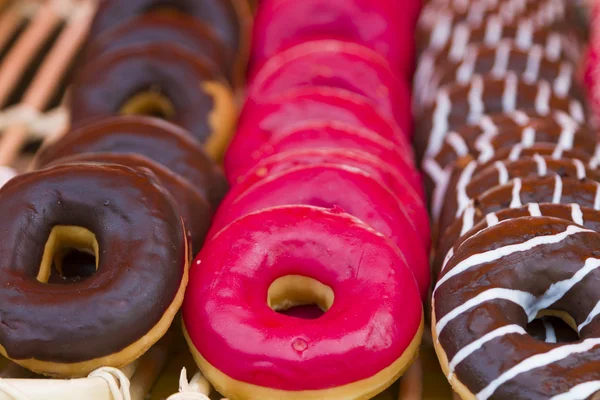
43 152 212 255
70 45 237 159
0 164 189 377
183 205 423 399
434 202 600 282
231 149 425 205
88 0 252 84
226 87 408 182
81 13 233 85
250 0 416 79
209 164 430 297
33 116 228 210
247 40 412 135
437 156 600 243
432 216 600 399
415 42 580 109
416 73 587 161
225 121 411 184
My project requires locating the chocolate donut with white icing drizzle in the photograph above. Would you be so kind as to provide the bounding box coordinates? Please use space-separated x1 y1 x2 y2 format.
432 216 600 400
416 73 588 161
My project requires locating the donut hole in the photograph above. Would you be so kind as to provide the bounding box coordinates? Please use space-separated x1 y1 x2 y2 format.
267 275 334 320
527 311 580 343
38 226 99 284
120 89 175 120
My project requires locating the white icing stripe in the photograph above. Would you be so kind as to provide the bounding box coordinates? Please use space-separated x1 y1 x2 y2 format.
468 75 485 123
450 24 471 60
550 381 600 400
511 110 530 126
545 34 561 61
533 154 547 176
552 175 563 204
434 225 592 293
486 212 499 226
516 19 533 49
523 45 543 84
521 127 535 147
456 161 478 216
495 161 509 184
484 16 503 45
478 116 498 134
426 90 451 158
509 145 524 161
595 183 600 211
571 204 584 226
502 72 518 112
430 13 453 49
569 101 585 124
492 41 511 78
578 300 600 332
456 46 478 83
430 164 453 221
477 337 600 400
552 145 565 160
460 205 476 236
553 62 573 97
572 159 586 180
446 132 469 157
543 320 557 343
535 80 551 115
441 247 455 273
528 203 541 216
510 178 522 208
447 325 527 377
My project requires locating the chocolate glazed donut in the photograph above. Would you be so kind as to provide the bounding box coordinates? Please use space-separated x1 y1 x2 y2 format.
44 153 212 255
34 116 228 210
81 13 233 85
88 0 251 86
70 45 237 160
0 164 189 377
432 217 600 400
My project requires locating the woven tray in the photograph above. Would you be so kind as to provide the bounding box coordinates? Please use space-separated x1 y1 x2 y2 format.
0 1 452 398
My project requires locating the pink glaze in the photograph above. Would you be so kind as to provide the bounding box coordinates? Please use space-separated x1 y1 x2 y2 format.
226 121 409 182
246 40 413 135
249 0 417 80
230 148 425 210
209 164 430 296
585 4 600 120
183 205 422 390
227 87 411 180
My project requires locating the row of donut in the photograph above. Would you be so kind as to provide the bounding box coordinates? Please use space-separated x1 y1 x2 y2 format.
414 1 600 399
0 0 250 379
180 1 430 399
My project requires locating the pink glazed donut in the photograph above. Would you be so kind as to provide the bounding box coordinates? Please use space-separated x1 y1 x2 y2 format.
247 40 413 135
183 205 424 400
226 121 410 182
209 164 430 297
249 0 417 79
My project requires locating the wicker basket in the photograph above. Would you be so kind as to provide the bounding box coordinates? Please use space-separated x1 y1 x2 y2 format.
0 1 453 399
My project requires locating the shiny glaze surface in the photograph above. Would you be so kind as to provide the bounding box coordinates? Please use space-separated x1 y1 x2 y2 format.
46 153 212 255
209 164 430 295
89 0 242 58
247 40 412 135
183 206 422 390
250 0 417 78
228 121 407 182
82 13 232 83
434 217 600 399
35 116 227 210
0 164 186 362
70 45 229 146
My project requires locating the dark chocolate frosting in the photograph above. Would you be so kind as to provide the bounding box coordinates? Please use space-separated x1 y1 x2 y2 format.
0 164 186 362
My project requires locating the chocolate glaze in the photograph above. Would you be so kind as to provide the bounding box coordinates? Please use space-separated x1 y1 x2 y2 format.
81 13 232 84
45 153 212 255
89 0 242 60
435 203 600 283
415 74 588 161
434 217 600 399
34 116 228 210
70 44 229 146
437 156 600 241
0 164 186 362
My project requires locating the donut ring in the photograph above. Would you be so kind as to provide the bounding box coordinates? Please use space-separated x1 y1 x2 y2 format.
247 40 412 135
0 164 189 377
88 0 252 85
70 45 237 159
44 152 212 255
183 205 423 399
81 13 233 85
432 216 600 399
34 116 228 210
209 164 430 297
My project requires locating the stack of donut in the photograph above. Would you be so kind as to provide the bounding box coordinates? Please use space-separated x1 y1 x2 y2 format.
0 0 249 379
418 0 600 398
182 1 429 399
